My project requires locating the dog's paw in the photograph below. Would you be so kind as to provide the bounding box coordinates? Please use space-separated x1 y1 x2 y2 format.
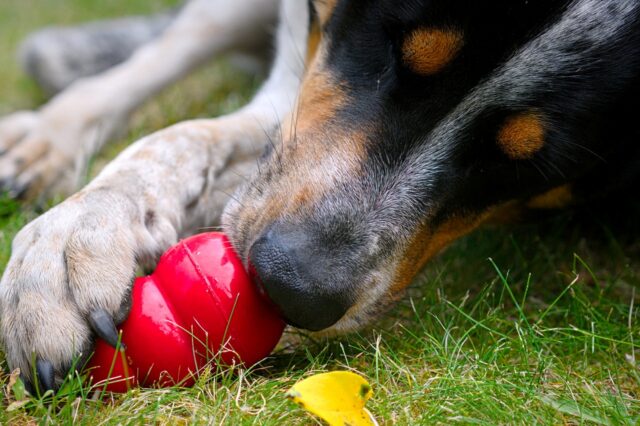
0 111 74 201
0 98 125 202
0 191 166 392
19 12 175 95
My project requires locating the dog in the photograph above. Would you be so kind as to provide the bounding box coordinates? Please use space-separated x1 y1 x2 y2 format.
1 0 639 392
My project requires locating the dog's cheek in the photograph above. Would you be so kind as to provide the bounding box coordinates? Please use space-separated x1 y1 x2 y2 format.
388 210 500 295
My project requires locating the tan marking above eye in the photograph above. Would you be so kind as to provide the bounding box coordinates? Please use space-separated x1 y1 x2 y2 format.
401 28 464 75
497 113 546 160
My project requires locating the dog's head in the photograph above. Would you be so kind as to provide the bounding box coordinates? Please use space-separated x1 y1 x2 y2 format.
223 0 610 333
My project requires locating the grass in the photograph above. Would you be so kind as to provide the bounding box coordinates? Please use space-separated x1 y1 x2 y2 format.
1 1 639 424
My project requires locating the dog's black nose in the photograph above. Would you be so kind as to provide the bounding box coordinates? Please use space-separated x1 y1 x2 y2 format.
248 226 351 331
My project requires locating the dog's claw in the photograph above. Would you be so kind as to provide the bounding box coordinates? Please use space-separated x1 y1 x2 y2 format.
0 178 11 192
36 359 56 393
89 308 125 350
7 182 28 199
20 372 36 396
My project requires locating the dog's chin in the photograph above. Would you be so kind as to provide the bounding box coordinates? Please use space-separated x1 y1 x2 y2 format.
306 316 367 339
278 319 362 346
296 302 389 340
297 272 401 339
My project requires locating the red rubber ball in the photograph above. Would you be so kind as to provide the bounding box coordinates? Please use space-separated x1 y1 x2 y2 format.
87 232 285 392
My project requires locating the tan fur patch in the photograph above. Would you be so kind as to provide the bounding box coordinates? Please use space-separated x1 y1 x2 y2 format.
401 28 464 75
246 44 368 236
306 19 322 65
484 201 524 224
391 210 495 293
497 113 545 160
313 0 338 26
291 185 314 210
527 185 573 209
283 36 347 138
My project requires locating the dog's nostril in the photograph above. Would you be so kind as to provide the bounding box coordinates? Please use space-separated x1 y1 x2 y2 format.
248 228 351 331
247 238 295 311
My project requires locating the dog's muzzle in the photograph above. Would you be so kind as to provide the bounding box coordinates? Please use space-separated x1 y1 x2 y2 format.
248 224 353 331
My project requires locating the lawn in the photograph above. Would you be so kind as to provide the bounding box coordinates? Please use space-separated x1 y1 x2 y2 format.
1 1 639 424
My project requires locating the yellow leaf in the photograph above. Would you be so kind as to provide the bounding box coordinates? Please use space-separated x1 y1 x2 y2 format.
286 371 377 426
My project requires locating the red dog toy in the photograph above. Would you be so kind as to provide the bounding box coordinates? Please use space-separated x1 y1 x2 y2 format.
86 233 285 392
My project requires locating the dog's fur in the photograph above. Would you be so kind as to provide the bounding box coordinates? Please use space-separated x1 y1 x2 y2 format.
1 0 639 389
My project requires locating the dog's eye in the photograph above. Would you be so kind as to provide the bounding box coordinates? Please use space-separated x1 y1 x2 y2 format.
382 22 407 63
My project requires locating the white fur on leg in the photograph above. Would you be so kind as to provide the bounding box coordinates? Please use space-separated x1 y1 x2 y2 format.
0 0 279 201
0 0 309 385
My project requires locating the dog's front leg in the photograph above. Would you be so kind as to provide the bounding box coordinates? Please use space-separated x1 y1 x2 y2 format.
0 0 309 391
0 0 279 201
0 118 253 391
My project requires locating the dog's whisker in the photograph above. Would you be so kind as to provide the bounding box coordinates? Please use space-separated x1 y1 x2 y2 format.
564 140 607 163
214 188 246 207
529 160 550 182
289 95 302 154
245 116 265 177
197 225 225 232
537 156 566 179
226 166 251 184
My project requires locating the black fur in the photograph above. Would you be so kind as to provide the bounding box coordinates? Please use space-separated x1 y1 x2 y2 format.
231 0 640 331
321 0 640 219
